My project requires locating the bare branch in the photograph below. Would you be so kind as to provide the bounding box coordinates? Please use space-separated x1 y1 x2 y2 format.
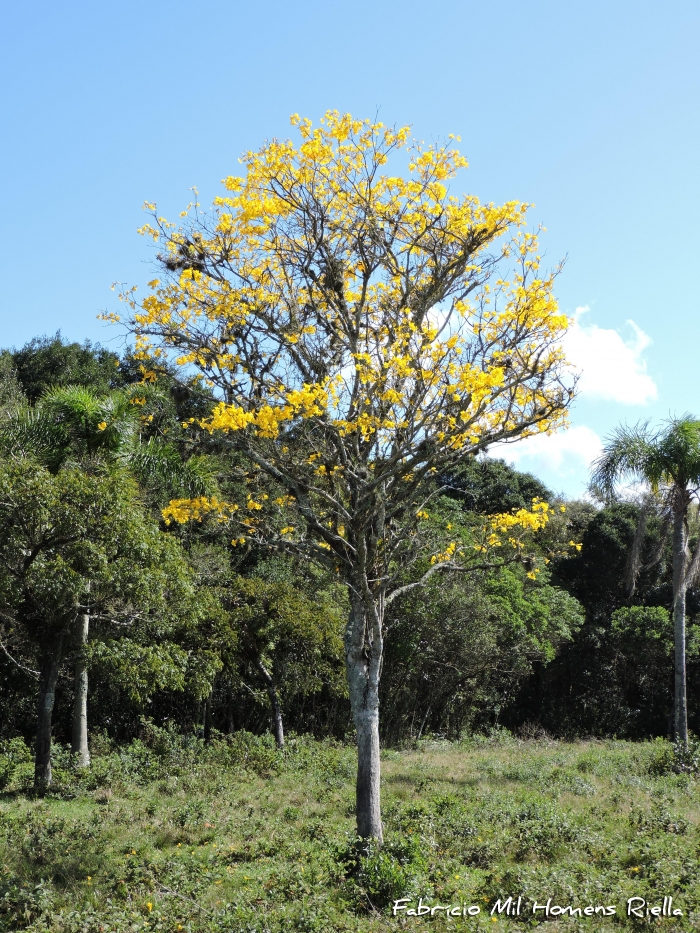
0 640 39 679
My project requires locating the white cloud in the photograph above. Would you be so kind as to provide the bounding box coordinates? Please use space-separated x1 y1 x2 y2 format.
562 307 657 405
489 425 604 479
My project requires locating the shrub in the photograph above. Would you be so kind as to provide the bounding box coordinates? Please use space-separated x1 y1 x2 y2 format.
648 738 700 776
0 738 32 791
338 833 429 911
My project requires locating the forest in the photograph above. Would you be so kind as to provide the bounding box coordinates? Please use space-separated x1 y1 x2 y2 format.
1 333 698 772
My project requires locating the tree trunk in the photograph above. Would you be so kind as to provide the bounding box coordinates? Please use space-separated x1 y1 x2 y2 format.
255 658 284 748
203 691 212 744
671 510 689 745
416 703 431 741
35 632 66 789
226 688 236 734
345 591 383 843
71 611 90 767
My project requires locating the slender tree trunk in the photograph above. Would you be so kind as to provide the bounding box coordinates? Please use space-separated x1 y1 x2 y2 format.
345 590 383 843
71 611 90 767
672 510 689 745
416 703 431 741
255 658 284 748
203 691 212 744
35 632 66 789
226 688 236 734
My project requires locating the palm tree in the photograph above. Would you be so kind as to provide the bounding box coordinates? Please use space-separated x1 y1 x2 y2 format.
11 384 210 491
0 383 212 766
592 416 700 745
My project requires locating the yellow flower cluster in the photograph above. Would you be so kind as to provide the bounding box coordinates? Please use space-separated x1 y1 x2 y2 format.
206 404 254 432
430 542 457 565
490 504 549 535
123 110 574 552
468 498 551 558
201 384 329 440
161 497 238 525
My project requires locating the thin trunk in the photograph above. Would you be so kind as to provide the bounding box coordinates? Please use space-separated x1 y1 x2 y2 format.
255 658 284 749
625 505 649 595
672 510 689 745
345 591 383 842
71 611 90 767
35 632 65 789
226 688 236 734
416 703 431 741
203 691 212 744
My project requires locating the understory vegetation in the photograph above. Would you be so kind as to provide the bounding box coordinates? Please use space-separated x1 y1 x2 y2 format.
1 729 699 931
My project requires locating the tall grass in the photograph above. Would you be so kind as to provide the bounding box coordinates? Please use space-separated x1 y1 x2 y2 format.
1 726 698 931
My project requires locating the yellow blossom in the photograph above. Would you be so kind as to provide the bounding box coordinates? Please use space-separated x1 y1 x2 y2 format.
162 497 238 525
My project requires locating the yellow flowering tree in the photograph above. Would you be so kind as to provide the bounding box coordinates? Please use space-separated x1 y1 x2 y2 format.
119 112 573 841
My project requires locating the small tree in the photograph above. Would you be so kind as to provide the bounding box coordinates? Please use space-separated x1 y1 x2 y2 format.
0 459 196 788
0 382 211 767
221 574 344 748
120 112 573 839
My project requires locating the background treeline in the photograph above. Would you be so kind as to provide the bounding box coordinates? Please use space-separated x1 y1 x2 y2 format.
1 335 699 769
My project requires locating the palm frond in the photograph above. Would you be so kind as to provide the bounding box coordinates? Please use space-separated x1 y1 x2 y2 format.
0 404 71 471
590 422 656 500
130 440 215 498
655 415 700 488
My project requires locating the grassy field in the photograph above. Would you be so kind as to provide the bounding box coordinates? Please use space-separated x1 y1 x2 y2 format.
1 727 699 932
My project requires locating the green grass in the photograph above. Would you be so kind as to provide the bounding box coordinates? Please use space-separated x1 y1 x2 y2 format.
1 728 699 931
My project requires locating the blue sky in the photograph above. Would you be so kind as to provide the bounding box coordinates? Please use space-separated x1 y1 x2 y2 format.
2 0 699 498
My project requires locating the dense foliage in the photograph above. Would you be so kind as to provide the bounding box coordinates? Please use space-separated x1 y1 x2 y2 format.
1 334 699 765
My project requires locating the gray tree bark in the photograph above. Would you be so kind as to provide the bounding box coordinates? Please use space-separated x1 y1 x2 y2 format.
672 510 689 745
71 611 90 767
345 591 383 843
35 632 66 789
255 658 284 749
